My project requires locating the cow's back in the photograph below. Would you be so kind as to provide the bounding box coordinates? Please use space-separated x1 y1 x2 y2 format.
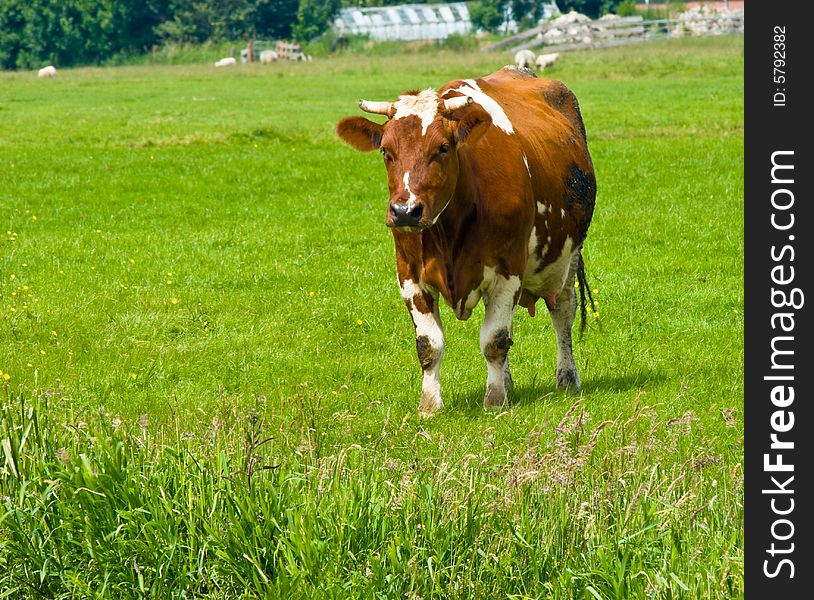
441 68 595 245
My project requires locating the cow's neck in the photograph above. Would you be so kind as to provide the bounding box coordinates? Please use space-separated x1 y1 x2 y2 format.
418 167 479 303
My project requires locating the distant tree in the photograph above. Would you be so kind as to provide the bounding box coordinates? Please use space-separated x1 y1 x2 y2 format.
155 0 257 43
469 0 508 34
511 0 550 27
112 0 172 53
292 0 341 42
0 0 27 69
556 0 618 18
254 0 299 40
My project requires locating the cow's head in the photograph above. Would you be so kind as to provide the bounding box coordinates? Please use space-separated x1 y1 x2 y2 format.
336 89 492 231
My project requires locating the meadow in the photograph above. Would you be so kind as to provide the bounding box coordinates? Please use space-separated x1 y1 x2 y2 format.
0 36 744 598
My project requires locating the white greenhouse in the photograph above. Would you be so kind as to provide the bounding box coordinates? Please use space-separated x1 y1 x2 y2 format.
333 3 473 41
333 2 562 42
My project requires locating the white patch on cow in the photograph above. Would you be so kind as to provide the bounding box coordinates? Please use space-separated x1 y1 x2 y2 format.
522 153 531 178
393 89 439 136
400 278 444 413
523 237 575 298
444 80 514 135
480 272 521 407
452 286 482 321
523 228 550 283
540 241 550 261
403 172 417 209
527 226 538 257
561 208 565 219
537 202 547 215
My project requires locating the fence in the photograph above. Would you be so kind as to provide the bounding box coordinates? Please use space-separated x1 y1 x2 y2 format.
482 13 744 54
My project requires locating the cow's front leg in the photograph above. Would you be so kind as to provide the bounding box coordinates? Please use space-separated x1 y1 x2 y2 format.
480 275 521 410
400 279 444 416
548 255 580 389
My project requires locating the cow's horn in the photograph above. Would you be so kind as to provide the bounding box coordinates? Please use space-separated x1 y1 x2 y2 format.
358 100 394 116
442 95 473 112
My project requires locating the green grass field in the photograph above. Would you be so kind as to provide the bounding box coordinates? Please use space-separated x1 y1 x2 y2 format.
1 36 743 598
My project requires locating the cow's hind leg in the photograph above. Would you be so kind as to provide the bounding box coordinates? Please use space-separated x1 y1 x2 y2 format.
401 281 445 416
481 275 521 410
548 254 580 389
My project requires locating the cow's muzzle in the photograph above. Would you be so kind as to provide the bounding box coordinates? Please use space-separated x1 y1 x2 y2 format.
389 202 424 229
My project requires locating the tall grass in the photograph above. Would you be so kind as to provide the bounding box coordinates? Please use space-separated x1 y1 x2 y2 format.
1 388 741 598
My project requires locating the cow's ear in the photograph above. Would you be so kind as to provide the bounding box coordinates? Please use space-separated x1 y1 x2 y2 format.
336 117 384 152
449 107 492 147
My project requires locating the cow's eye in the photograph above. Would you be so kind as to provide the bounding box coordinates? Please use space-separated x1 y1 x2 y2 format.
438 143 449 155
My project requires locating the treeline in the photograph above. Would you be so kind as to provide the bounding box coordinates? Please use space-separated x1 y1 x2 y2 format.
0 0 625 70
0 0 340 70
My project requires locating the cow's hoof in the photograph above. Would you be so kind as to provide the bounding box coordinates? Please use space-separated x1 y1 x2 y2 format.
419 393 443 417
555 367 580 390
483 385 508 410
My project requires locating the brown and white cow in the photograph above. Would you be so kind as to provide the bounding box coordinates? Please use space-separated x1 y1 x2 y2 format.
336 67 596 415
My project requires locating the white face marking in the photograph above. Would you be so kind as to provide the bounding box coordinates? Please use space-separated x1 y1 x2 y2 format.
403 172 417 208
444 80 514 135
392 89 439 136
522 153 531 178
537 202 547 215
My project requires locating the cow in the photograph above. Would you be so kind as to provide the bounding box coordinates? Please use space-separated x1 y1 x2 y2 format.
37 65 57 78
260 50 279 64
514 49 536 70
336 67 596 415
214 57 236 68
535 52 560 70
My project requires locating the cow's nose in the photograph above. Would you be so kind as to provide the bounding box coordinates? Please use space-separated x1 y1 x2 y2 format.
390 202 423 227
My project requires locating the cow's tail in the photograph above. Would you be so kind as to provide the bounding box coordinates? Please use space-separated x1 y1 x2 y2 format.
576 252 595 338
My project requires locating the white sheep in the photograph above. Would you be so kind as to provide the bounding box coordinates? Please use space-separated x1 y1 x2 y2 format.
37 65 57 78
514 49 536 70
535 53 560 70
214 57 236 68
260 50 279 64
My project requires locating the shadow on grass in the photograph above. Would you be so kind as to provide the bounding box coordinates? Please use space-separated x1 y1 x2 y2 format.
445 367 667 417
